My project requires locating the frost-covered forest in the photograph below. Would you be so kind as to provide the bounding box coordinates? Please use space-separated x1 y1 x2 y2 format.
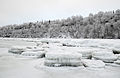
0 9 120 39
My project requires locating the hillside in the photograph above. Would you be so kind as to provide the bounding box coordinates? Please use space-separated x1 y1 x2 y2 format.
0 9 120 39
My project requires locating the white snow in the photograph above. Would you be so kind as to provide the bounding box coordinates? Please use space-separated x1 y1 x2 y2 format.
77 48 109 59
115 54 120 60
114 60 120 65
8 46 26 54
26 47 45 52
81 59 105 68
92 52 117 63
21 51 45 58
0 38 120 78
45 52 82 60
45 52 82 66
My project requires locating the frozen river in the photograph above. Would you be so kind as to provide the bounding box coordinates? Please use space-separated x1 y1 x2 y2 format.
0 39 120 78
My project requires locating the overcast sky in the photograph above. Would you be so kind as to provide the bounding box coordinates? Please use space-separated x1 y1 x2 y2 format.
0 0 120 26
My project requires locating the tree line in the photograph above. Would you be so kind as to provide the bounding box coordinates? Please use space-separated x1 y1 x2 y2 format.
0 9 120 39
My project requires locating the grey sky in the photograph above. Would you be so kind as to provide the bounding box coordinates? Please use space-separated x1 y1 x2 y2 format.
0 0 120 26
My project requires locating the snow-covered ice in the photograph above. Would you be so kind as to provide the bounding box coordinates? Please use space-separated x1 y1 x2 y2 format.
0 38 120 78
8 46 26 54
44 52 82 66
92 52 117 63
21 51 45 58
81 59 105 68
115 54 120 60
114 60 120 65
